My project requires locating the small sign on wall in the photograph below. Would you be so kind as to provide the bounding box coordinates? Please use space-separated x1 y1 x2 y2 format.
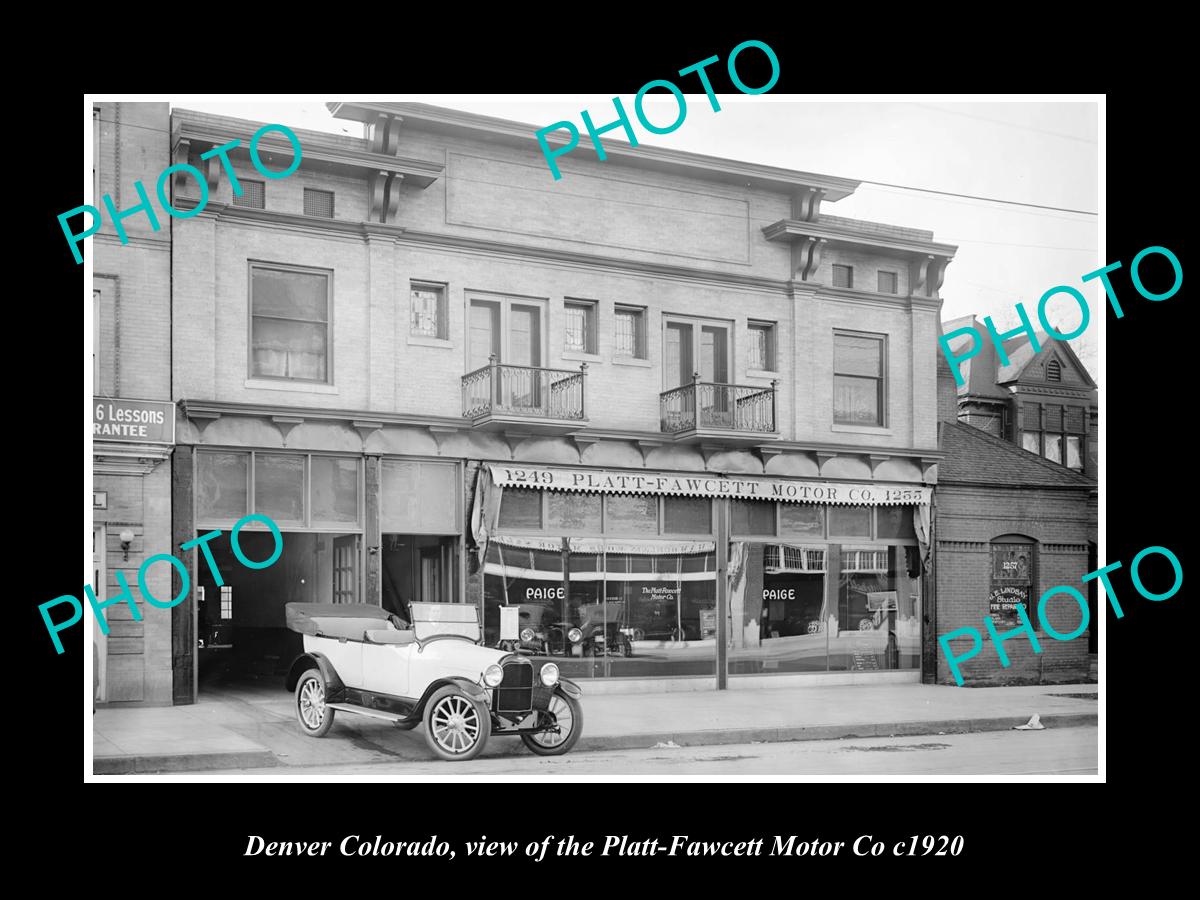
93 491 108 510
500 606 519 641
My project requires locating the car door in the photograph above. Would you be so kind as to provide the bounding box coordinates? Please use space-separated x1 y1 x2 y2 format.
361 636 412 699
315 636 364 688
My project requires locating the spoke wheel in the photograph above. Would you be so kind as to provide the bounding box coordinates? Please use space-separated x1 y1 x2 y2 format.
521 692 584 756
294 669 335 737
422 686 491 762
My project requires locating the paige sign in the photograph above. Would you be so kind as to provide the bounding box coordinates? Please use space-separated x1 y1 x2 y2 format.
93 397 175 443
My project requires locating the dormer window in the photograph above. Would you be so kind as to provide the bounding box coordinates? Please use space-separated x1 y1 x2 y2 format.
1047 359 1062 382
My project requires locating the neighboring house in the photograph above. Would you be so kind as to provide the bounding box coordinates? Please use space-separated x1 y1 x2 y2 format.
941 314 1098 479
933 329 1096 685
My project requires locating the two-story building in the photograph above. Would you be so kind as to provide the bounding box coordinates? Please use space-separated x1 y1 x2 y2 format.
164 102 956 703
91 102 176 706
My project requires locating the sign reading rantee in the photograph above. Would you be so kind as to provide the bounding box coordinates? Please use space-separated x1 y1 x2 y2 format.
487 464 930 507
93 397 175 443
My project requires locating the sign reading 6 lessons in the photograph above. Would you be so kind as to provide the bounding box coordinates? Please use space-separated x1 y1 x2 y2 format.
93 397 175 443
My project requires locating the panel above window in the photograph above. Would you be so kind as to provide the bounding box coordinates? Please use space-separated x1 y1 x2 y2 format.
564 299 598 355
303 188 334 218
233 179 266 209
410 281 448 340
748 320 777 371
877 270 898 294
832 264 853 289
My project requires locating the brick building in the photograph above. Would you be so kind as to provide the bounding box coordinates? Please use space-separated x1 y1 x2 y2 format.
91 102 176 704
932 342 1095 685
147 101 961 702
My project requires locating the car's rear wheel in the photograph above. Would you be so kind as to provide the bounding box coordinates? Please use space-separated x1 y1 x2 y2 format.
295 669 335 737
521 692 583 756
422 686 491 761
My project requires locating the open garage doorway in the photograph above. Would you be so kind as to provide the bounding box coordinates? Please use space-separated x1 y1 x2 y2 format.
196 530 362 695
381 534 460 620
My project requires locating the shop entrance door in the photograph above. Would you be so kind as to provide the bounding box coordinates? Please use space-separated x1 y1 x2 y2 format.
333 534 360 604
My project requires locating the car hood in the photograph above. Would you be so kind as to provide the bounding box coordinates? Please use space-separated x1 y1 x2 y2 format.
417 639 510 673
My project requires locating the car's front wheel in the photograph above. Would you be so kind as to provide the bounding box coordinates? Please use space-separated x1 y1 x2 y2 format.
521 692 583 756
422 686 491 761
295 669 335 737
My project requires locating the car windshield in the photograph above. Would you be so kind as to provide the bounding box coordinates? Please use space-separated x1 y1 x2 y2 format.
410 602 481 642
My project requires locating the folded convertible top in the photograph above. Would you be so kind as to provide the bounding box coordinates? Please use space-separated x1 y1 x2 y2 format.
286 602 393 640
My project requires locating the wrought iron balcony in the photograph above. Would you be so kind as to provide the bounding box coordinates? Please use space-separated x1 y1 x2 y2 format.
462 356 588 431
660 376 779 442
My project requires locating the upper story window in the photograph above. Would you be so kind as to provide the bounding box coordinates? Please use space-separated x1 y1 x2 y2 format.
833 331 886 426
234 179 266 209
249 262 332 383
878 271 898 294
832 264 854 289
303 188 334 218
614 304 647 360
564 299 598 354
748 320 777 372
1020 402 1087 471
410 281 448 340
664 316 731 388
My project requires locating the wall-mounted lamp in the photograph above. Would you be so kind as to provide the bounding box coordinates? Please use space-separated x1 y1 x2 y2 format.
119 529 135 562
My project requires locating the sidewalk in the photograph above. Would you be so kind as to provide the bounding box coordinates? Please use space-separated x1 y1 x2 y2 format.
93 681 1098 774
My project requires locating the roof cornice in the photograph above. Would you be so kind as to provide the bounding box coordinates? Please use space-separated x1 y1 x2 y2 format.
328 101 860 199
762 218 957 258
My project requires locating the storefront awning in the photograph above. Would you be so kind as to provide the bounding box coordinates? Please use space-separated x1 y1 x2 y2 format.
491 534 715 555
486 464 930 507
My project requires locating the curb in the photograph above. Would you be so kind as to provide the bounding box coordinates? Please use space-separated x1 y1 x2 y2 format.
92 713 1096 773
95 749 281 775
573 712 1098 752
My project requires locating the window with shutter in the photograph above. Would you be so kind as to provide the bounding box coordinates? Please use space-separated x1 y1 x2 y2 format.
303 188 335 218
1046 358 1062 382
233 179 266 209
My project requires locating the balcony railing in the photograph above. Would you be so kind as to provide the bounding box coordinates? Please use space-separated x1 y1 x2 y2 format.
660 377 778 435
462 356 588 423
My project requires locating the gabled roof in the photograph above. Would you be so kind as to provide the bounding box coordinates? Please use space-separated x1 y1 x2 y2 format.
996 334 1097 389
937 421 1094 488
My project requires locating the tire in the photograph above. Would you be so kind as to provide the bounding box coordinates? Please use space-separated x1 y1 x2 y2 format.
295 669 335 737
858 618 875 631
422 685 491 761
521 691 584 756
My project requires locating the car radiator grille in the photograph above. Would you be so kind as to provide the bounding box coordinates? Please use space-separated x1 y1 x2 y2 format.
494 660 534 712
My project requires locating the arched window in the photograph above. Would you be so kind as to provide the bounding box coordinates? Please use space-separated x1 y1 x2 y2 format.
990 534 1038 628
1047 358 1062 382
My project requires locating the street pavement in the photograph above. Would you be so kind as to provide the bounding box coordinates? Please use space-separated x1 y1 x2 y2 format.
196 726 1098 777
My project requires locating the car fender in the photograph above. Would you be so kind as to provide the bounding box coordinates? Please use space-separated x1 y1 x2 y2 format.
556 678 582 700
285 652 344 694
414 676 489 718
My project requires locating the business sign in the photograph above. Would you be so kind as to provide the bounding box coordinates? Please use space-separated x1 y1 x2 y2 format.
93 491 108 510
988 586 1029 624
487 465 930 507
93 397 175 444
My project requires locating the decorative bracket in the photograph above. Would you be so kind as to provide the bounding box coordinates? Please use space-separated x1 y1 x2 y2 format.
791 187 826 223
756 446 783 470
173 138 193 195
571 434 600 459
919 456 940 483
428 425 460 455
352 420 384 447
368 170 389 223
699 442 727 466
384 173 404 224
814 450 838 476
867 453 891 476
367 113 404 156
186 410 221 439
503 431 531 457
913 255 934 297
635 439 664 464
270 415 305 446
791 236 827 282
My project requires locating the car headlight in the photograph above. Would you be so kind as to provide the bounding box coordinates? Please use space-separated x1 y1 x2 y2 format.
520 627 535 643
540 662 560 687
568 627 583 644
483 664 504 688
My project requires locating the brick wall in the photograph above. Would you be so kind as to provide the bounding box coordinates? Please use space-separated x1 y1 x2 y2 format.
935 483 1092 685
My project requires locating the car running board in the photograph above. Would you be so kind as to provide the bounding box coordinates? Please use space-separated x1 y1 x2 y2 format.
325 703 413 726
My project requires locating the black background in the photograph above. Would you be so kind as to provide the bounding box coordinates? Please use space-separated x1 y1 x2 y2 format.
26 24 1185 881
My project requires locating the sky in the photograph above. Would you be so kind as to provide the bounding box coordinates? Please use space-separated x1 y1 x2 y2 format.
175 96 1100 379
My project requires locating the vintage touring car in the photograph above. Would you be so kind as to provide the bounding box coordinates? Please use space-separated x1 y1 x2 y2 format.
284 601 583 761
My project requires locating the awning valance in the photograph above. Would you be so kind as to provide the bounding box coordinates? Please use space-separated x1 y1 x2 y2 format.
486 464 930 507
